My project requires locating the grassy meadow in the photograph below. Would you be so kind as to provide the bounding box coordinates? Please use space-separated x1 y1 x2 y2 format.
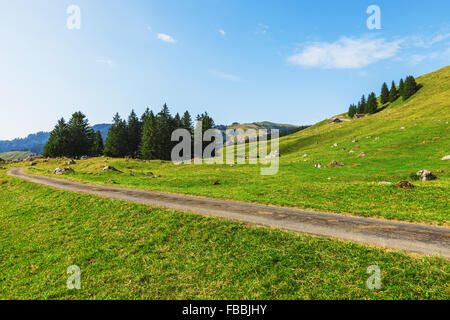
23 66 450 225
0 168 448 299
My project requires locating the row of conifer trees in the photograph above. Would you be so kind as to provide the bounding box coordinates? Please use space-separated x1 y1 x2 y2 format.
43 104 214 160
348 75 419 118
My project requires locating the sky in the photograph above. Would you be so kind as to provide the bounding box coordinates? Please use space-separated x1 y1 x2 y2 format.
0 0 449 140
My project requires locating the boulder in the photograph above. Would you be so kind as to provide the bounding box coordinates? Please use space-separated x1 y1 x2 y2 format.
80 156 89 160
265 150 280 159
395 181 415 189
212 180 220 185
416 170 437 181
329 161 344 167
378 181 392 185
67 159 76 165
29 162 37 166
332 143 338 147
53 167 74 175
102 166 122 173
357 152 366 158
349 150 355 154
352 140 358 143
441 155 450 160
314 164 322 168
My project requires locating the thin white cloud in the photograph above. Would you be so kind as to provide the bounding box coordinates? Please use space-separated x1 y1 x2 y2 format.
96 58 113 67
409 54 427 65
209 70 240 82
157 33 176 43
287 37 402 69
411 32 450 48
146 25 152 31
219 29 226 36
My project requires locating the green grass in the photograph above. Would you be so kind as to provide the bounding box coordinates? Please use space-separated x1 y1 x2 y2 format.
24 66 450 225
0 169 448 299
0 151 35 161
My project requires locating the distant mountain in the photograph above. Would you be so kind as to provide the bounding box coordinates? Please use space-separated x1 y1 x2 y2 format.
0 124 111 155
0 151 36 161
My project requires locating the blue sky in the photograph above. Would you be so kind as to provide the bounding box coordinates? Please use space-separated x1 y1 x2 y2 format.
0 0 449 139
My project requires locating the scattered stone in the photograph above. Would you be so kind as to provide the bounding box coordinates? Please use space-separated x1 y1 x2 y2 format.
329 161 344 167
230 164 236 167
107 179 115 184
395 181 415 189
80 156 89 160
357 152 366 158
441 155 450 160
332 143 338 147
378 181 392 185
416 170 437 181
29 162 37 166
352 140 358 143
67 159 76 165
212 180 220 185
102 166 122 173
265 150 280 158
375 137 379 141
303 154 308 158
314 164 322 168
349 150 355 154
53 167 74 175
341 148 346 151
145 172 154 176
437 169 444 173
400 127 405 130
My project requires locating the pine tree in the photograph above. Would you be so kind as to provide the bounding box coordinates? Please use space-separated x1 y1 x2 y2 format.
403 76 418 100
348 104 357 118
155 104 175 160
399 78 405 98
104 113 128 157
388 81 398 102
357 95 366 114
380 82 389 104
140 110 157 160
66 111 95 158
365 92 378 114
92 131 104 156
43 118 69 157
127 110 142 158
195 112 216 158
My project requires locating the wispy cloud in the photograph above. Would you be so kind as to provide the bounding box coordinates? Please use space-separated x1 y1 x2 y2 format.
96 58 113 67
209 70 240 82
157 33 176 43
287 37 402 69
257 23 269 35
219 29 226 36
410 32 450 48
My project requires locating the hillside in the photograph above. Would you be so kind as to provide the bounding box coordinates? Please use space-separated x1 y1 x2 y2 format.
24 65 450 225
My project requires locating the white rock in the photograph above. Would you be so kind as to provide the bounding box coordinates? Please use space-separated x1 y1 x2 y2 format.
442 155 450 160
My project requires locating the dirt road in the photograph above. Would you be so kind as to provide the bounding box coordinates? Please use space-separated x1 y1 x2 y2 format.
7 168 450 259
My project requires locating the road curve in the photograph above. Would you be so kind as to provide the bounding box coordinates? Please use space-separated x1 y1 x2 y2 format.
7 168 450 259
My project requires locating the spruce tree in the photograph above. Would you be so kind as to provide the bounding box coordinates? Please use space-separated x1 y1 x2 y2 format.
365 92 378 114
127 110 142 158
104 113 128 157
92 131 104 156
380 82 389 104
388 81 398 102
140 111 157 160
357 95 366 114
66 111 95 158
399 78 405 98
348 104 357 118
155 104 175 160
403 76 418 100
43 118 69 157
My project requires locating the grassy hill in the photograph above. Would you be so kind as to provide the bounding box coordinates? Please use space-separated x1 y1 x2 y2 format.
25 65 450 225
2 66 449 299
0 151 36 161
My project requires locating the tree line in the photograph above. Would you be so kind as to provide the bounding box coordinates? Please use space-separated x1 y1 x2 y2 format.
43 104 215 160
348 75 419 118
